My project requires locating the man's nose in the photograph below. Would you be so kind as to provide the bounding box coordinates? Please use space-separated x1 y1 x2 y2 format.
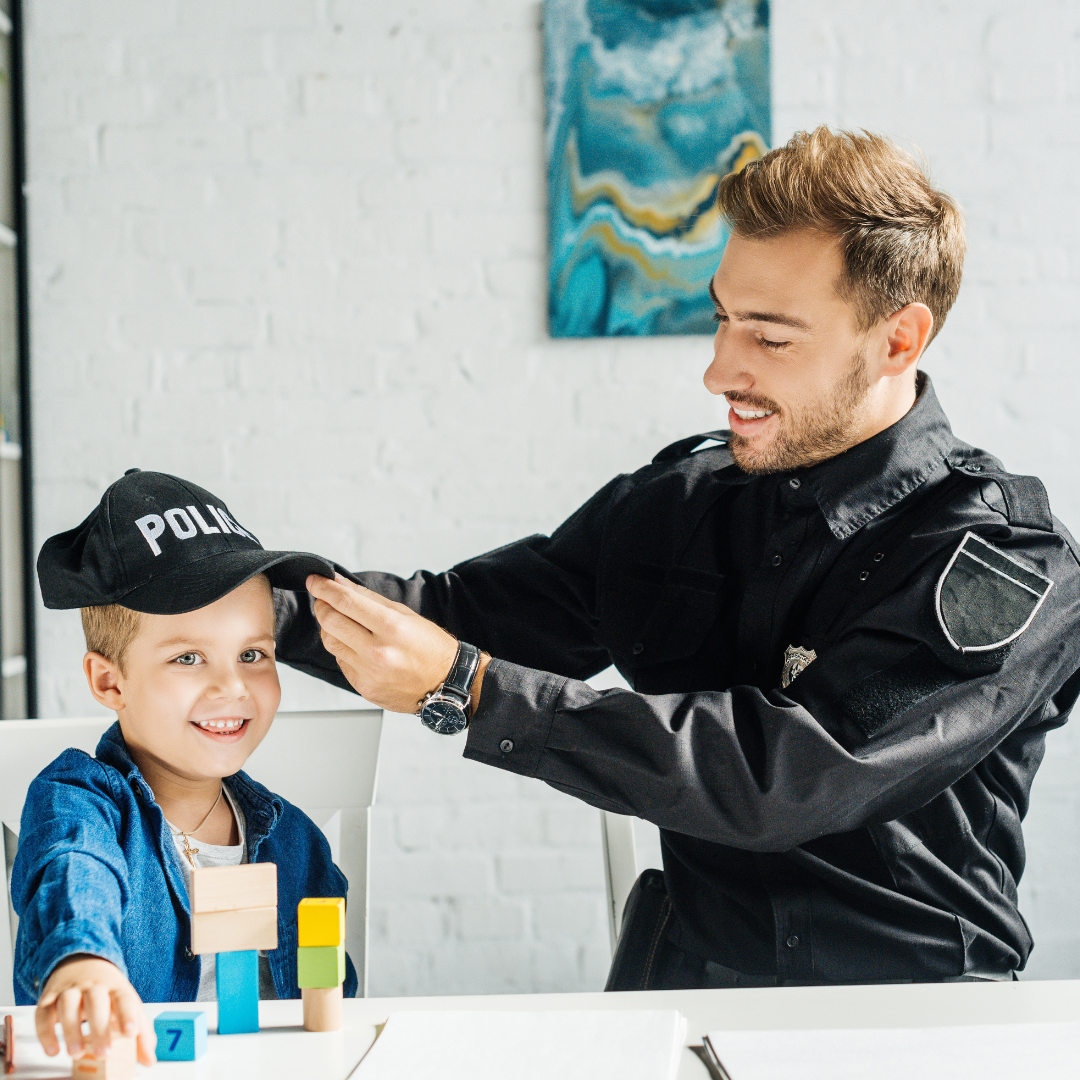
703 334 753 397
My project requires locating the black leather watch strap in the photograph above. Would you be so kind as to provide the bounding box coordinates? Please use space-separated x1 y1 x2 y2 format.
442 640 481 702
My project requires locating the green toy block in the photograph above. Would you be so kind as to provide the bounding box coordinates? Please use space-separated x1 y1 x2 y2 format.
298 897 345 947
297 943 345 988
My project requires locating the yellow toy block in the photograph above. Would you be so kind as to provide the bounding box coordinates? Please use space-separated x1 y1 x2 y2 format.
297 897 345 947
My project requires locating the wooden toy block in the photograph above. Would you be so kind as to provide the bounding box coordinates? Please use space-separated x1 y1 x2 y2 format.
297 943 346 988
71 1036 136 1079
216 950 259 1035
302 985 343 1032
2 1013 14 1074
298 897 345 947
190 863 277 914
154 1011 208 1061
191 904 278 955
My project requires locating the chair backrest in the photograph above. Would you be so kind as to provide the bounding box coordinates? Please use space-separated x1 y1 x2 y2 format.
0 709 382 1006
600 810 639 951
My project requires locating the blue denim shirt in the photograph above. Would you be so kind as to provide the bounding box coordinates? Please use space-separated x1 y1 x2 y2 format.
11 722 358 1004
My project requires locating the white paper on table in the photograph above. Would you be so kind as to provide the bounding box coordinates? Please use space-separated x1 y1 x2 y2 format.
705 1021 1080 1080
355 1009 686 1080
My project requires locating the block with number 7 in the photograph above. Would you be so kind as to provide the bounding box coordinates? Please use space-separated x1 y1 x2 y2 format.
154 1011 208 1061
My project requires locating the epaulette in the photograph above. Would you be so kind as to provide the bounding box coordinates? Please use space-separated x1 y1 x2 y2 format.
652 429 733 464
946 452 1053 531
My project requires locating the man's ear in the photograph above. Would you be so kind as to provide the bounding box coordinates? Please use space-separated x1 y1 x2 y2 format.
882 302 934 376
83 652 125 712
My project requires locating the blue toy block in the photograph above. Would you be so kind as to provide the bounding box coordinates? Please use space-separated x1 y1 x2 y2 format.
154 1011 208 1061
215 950 259 1034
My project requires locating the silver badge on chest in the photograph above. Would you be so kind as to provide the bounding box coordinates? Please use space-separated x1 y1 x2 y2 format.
781 644 817 689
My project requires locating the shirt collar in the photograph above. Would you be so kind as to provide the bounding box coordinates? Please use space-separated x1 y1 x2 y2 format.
792 373 958 540
96 721 283 846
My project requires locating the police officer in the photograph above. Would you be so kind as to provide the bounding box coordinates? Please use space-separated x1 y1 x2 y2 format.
276 127 1080 988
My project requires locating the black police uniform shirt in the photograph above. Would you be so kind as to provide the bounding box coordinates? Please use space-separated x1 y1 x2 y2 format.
276 375 1080 982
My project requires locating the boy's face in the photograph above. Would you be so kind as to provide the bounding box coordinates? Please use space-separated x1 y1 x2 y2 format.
88 576 281 784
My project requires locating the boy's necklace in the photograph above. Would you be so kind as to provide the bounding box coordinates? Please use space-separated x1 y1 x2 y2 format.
165 784 224 868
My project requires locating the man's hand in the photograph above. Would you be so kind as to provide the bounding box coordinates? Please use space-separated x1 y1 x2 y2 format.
36 954 156 1066
307 574 489 714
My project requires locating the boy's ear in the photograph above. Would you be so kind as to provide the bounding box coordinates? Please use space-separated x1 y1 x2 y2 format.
83 652 125 712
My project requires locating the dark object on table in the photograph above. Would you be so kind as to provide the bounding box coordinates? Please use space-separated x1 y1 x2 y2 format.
1 1013 14 1074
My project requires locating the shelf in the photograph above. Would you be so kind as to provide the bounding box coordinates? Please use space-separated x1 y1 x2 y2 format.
0 442 21 459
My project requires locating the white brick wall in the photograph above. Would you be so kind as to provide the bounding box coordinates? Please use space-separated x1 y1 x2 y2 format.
21 0 1080 990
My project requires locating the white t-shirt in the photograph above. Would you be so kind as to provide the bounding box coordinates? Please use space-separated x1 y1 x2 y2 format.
169 783 277 1002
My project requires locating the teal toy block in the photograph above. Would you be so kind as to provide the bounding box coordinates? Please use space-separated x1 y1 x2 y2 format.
154 1011 208 1060
297 943 346 988
216 950 259 1034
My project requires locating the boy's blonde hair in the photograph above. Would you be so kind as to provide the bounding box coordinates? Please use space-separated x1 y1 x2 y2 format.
81 605 142 673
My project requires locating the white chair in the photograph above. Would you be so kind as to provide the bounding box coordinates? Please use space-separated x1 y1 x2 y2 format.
0 709 382 1007
600 811 670 951
600 810 638 951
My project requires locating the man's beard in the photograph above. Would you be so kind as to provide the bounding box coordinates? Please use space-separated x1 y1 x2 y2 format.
730 348 871 475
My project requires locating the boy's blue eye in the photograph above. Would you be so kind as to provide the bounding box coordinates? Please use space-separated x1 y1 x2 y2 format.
239 649 262 664
174 653 198 666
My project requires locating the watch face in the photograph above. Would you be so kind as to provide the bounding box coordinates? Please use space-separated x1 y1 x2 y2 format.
421 698 468 735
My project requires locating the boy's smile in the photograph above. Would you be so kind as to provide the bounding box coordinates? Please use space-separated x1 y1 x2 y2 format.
84 575 280 788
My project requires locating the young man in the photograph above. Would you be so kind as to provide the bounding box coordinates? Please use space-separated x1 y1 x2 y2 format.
16 470 356 1064
277 128 1080 987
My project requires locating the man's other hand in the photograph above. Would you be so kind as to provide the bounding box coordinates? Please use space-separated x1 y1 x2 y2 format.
307 574 487 714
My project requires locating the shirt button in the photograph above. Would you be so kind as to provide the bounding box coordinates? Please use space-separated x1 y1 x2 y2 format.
859 570 870 581
771 554 782 567
499 739 514 754
786 935 800 949
873 552 884 562
788 478 801 489
631 643 644 655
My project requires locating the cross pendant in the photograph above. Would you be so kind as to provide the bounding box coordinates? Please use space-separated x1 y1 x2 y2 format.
182 834 199 867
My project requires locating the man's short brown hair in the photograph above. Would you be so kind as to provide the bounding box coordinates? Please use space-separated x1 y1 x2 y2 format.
716 126 965 344
81 605 142 673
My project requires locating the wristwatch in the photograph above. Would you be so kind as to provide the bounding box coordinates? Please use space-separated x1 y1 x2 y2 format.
417 640 482 735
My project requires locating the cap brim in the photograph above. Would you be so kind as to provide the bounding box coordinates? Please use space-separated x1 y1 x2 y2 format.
117 549 336 614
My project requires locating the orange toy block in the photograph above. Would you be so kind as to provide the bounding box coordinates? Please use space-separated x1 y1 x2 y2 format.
190 863 277 914
302 985 343 1032
297 897 345 947
71 1036 136 1079
190 905 278 955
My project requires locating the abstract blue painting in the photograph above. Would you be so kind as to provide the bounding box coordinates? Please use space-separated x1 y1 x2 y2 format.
544 0 770 337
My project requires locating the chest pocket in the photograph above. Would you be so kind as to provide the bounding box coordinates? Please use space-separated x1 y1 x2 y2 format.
596 562 727 668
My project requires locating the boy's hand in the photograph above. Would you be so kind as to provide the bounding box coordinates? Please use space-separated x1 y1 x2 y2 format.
35 954 156 1066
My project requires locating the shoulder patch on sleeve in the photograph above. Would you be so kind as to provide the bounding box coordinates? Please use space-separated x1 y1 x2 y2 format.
935 531 1053 653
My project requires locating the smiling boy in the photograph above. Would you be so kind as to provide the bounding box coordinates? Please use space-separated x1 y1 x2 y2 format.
12 469 356 1065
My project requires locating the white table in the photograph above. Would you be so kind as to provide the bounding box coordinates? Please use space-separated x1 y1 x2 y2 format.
4 980 1079 1078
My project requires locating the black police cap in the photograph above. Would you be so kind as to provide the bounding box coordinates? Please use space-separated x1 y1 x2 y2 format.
38 469 335 614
